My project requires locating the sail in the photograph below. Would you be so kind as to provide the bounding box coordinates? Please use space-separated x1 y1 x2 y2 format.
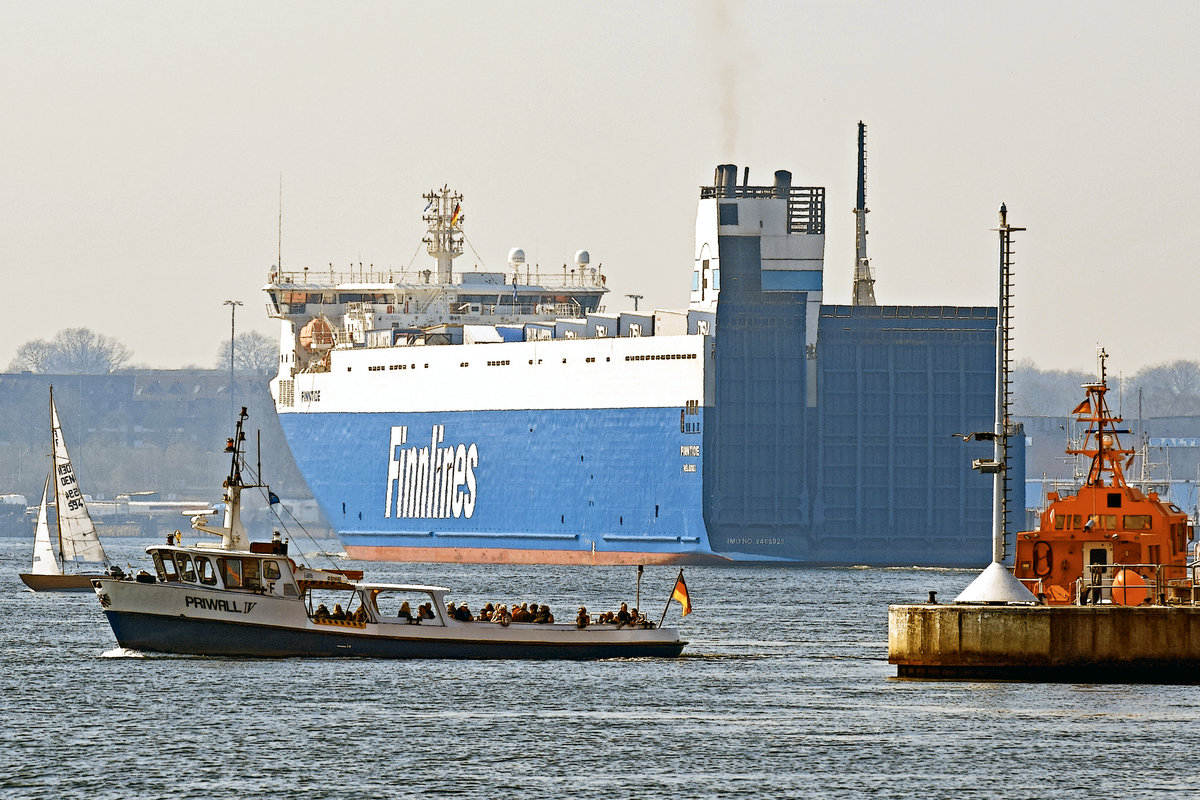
50 395 108 567
29 475 59 575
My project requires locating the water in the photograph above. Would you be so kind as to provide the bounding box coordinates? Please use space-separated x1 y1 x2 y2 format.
2 537 1199 799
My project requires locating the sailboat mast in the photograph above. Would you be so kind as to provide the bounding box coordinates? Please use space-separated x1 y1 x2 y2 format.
49 385 63 570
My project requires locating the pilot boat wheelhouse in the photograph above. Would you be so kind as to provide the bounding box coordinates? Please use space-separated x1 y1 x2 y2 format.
1013 356 1194 604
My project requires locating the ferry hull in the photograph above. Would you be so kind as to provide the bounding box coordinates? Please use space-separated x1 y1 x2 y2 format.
343 543 728 566
103 610 686 659
280 407 713 563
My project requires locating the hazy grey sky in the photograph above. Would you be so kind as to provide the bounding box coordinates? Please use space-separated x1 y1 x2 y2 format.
3 1 1197 373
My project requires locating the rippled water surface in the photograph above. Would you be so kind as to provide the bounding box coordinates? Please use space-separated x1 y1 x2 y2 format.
3 537 1198 799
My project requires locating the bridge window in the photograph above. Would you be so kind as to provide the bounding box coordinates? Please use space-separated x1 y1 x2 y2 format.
1124 515 1152 531
196 556 218 586
174 553 197 583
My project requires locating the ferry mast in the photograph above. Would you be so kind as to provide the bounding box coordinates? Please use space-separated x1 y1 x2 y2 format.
852 121 877 306
423 186 464 283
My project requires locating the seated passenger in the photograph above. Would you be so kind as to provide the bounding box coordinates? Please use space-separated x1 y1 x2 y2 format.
398 601 412 620
479 603 494 622
418 602 435 620
616 602 631 627
533 604 550 624
456 603 473 621
332 603 345 620
314 603 330 620
447 602 458 619
515 602 531 622
576 606 589 629
352 606 367 622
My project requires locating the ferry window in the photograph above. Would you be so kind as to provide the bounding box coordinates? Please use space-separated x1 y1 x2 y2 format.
175 554 196 583
153 551 178 581
368 590 441 625
1054 515 1066 530
712 269 720 290
692 272 700 292
195 556 218 586
263 560 282 581
1107 492 1122 508
222 558 244 589
718 202 738 225
1124 515 1152 531
243 558 262 590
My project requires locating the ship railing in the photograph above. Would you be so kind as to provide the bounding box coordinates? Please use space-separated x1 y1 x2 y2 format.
1063 562 1198 606
269 266 606 289
697 184 825 235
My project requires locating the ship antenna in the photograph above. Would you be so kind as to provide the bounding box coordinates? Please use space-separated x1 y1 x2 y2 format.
952 204 1034 604
852 121 877 306
992 202 1023 564
277 173 283 272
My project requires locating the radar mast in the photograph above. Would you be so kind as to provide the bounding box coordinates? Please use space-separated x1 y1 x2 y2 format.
852 121 877 306
422 186 465 283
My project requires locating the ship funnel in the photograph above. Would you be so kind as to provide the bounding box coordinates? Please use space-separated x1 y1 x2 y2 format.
714 164 738 197
773 170 792 198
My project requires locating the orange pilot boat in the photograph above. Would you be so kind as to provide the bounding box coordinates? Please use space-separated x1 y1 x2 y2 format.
1014 354 1194 604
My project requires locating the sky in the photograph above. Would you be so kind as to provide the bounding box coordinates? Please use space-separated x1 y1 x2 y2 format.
2 1 1198 373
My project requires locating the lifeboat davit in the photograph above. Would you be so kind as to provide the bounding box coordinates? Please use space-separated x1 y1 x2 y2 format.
1013 353 1194 605
299 316 335 353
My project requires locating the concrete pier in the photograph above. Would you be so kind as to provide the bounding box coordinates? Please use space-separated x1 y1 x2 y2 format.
889 604 1200 682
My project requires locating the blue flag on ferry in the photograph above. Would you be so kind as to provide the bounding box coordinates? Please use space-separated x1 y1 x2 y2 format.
268 491 281 506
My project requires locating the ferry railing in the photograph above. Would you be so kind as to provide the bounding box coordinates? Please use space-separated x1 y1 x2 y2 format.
269 265 606 290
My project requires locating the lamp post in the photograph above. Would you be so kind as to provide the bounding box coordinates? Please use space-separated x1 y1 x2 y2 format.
224 300 242 434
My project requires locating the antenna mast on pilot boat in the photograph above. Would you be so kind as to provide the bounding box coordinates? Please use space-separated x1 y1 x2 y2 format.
954 204 1036 604
851 121 877 306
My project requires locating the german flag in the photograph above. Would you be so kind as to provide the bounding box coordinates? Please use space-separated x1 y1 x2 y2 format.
671 570 691 616
451 202 462 227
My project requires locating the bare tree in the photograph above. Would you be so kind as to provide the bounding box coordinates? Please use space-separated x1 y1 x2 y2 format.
9 328 132 374
216 331 278 374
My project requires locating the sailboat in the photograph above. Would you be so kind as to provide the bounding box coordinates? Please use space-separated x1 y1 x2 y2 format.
18 388 113 592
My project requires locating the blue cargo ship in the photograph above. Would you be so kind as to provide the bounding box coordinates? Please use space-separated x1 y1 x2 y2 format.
267 159 1005 566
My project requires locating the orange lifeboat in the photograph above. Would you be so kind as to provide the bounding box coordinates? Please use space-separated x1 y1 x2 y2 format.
299 316 335 353
1013 354 1193 604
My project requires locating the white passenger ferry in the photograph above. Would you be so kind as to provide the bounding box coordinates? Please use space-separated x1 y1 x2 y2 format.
90 408 687 659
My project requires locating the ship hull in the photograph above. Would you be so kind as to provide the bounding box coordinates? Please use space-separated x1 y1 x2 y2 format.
104 610 685 659
280 405 714 563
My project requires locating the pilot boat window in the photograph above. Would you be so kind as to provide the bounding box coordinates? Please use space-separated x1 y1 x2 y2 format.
263 560 281 581
153 551 179 581
195 556 218 586
1124 515 1152 531
175 554 197 583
